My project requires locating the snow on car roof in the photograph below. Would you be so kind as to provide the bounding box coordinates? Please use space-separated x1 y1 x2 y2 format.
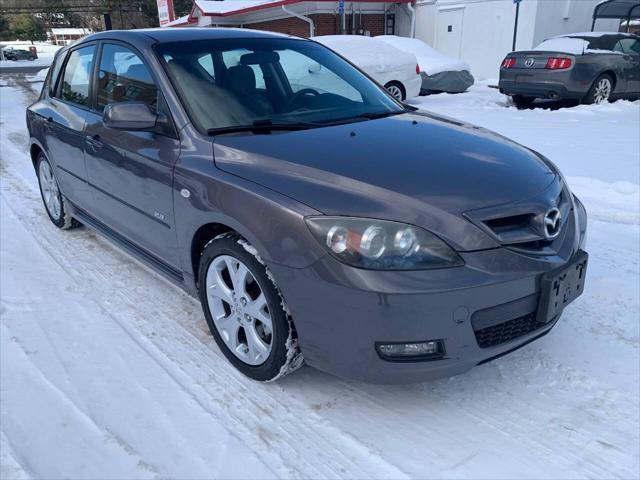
534 37 589 55
312 35 417 70
375 35 470 76
555 31 635 38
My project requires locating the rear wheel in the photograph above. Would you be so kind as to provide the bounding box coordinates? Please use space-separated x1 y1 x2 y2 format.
198 232 303 381
36 154 79 230
584 74 613 105
512 95 536 109
384 81 405 101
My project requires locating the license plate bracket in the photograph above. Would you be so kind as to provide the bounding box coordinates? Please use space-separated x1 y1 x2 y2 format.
537 250 588 323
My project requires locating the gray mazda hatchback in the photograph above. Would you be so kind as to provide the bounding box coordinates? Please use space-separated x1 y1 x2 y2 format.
27 28 588 383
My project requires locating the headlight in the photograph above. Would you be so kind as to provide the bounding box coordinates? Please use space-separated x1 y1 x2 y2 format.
305 217 463 270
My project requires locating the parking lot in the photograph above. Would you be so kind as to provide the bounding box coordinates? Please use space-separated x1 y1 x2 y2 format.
1 70 638 479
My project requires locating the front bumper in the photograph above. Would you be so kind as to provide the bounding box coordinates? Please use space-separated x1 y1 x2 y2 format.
270 200 588 384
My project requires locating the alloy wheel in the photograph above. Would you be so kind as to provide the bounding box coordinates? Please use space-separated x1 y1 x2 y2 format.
593 78 612 104
205 255 273 366
38 160 61 220
386 84 403 100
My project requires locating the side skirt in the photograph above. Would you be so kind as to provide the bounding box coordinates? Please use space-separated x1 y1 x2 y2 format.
71 204 186 287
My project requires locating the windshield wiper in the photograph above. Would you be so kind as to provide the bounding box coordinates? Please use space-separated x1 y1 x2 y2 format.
207 119 322 136
321 109 409 126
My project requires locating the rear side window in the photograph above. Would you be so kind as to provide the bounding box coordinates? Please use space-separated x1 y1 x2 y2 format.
58 45 96 107
620 38 640 55
97 43 158 112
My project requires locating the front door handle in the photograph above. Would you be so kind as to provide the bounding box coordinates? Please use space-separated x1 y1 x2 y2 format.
85 134 104 151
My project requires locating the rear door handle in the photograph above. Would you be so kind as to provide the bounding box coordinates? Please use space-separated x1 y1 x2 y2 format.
85 135 104 151
43 116 54 130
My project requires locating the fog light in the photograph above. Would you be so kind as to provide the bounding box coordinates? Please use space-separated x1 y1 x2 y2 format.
376 340 444 360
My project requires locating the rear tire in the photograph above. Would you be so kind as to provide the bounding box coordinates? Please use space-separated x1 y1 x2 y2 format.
36 154 80 230
512 95 535 109
384 81 406 101
198 232 303 381
584 74 613 105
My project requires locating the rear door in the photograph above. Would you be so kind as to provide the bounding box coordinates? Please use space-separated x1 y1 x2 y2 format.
83 41 181 269
46 43 97 207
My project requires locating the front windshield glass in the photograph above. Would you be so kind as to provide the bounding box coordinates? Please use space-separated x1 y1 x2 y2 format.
155 37 403 132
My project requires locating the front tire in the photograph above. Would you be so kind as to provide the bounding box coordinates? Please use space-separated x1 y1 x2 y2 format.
198 232 303 381
36 154 79 230
385 81 406 101
584 74 613 105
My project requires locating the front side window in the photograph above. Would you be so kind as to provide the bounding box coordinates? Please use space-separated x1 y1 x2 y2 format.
59 45 95 107
156 38 401 133
97 43 158 112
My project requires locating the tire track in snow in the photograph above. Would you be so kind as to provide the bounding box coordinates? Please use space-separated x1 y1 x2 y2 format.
0 131 410 478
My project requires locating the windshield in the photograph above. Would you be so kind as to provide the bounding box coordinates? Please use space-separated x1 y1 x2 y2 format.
155 37 403 133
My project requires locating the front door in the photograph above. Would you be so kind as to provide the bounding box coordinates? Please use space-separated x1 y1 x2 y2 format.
84 41 181 269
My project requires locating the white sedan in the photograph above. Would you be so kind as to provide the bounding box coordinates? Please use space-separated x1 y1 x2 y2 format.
312 35 422 100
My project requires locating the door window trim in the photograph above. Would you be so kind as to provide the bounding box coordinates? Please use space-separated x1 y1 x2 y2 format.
94 39 179 139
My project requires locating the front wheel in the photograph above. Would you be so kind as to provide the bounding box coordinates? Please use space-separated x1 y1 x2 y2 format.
384 81 406 101
584 74 613 105
198 232 303 381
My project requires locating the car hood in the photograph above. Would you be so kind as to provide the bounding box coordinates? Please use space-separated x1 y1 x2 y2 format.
213 112 556 251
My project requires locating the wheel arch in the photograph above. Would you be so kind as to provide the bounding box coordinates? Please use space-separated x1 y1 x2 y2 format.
190 222 236 287
384 80 406 100
29 141 46 170
596 70 617 89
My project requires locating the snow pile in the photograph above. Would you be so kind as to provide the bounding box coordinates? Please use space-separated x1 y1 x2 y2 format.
376 35 471 75
313 35 417 72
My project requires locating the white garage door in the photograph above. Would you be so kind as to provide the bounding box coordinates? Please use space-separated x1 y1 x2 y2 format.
435 8 464 59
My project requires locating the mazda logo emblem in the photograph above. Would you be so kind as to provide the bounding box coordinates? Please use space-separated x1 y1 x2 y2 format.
525 58 535 68
543 208 562 240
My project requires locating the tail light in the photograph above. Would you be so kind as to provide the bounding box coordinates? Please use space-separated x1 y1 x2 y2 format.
416 64 421 75
545 57 572 70
501 57 516 69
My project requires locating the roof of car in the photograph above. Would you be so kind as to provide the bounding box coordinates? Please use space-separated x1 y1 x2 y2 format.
82 27 295 44
558 31 639 39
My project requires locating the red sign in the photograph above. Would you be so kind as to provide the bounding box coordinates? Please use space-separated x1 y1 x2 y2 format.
157 0 176 26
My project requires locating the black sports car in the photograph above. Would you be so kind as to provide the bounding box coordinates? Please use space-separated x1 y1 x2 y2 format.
499 32 640 108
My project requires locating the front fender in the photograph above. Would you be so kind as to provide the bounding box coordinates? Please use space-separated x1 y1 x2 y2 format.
172 138 327 290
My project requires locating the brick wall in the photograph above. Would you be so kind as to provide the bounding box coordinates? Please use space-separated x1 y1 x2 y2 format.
246 13 386 38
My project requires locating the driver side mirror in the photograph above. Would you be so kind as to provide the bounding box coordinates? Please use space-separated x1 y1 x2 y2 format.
103 102 158 131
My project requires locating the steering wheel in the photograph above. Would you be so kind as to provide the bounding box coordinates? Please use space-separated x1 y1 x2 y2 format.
285 88 320 111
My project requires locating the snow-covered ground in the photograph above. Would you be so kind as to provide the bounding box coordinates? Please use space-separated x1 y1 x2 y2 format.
1 75 638 479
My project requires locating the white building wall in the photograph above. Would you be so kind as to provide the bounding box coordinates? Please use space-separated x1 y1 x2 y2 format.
532 0 619 46
411 0 621 81
413 0 538 80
